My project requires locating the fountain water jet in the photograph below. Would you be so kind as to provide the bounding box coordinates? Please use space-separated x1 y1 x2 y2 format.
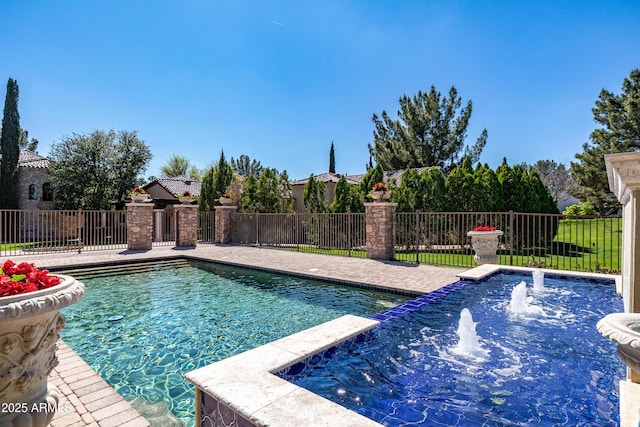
451 308 490 360
532 269 545 292
509 281 545 317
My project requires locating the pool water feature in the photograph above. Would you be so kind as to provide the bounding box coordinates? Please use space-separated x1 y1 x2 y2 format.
280 272 624 426
59 261 408 426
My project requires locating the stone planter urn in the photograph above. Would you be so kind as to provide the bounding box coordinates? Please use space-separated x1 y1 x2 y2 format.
218 197 233 206
597 313 640 375
178 196 195 204
370 191 391 202
130 194 149 203
467 229 503 265
0 275 85 427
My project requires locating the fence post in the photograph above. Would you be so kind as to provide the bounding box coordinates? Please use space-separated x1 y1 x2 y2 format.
126 202 154 250
415 210 420 264
76 209 83 253
509 210 514 266
214 205 237 244
365 201 397 260
347 213 352 257
256 212 260 246
296 213 299 252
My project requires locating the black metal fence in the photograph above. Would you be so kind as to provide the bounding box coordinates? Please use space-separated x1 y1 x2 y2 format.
152 210 175 247
1 208 621 274
395 211 621 273
0 209 128 257
198 211 216 244
229 212 367 258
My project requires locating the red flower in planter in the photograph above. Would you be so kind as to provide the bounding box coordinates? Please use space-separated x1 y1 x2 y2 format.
473 226 497 232
0 260 62 297
371 182 388 192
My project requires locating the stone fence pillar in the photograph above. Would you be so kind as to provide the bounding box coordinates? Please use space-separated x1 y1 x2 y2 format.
214 206 237 244
175 205 198 247
365 202 397 260
126 203 154 250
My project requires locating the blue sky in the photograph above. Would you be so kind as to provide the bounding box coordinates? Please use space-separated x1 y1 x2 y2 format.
2 1 639 180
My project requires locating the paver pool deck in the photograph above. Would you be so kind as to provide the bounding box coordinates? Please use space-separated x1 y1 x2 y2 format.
3 244 466 426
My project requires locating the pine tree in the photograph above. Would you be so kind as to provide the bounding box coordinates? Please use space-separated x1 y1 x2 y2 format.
571 68 640 211
230 154 264 177
0 78 21 208
329 142 335 173
369 85 487 173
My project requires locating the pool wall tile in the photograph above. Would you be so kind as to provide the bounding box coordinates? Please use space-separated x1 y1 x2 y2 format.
201 392 257 427
370 280 475 324
186 315 383 427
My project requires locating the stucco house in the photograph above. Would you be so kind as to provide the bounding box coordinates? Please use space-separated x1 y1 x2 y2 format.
290 172 359 212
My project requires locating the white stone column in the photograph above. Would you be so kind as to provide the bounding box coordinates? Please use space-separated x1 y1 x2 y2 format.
605 152 640 313
605 152 640 425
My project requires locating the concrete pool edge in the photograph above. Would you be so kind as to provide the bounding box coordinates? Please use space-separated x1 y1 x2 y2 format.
184 314 383 427
458 263 622 293
52 253 429 298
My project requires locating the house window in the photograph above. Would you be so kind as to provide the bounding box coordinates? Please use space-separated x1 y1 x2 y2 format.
42 183 53 202
28 184 38 200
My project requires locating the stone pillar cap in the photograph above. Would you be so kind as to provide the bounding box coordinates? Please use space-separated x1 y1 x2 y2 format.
605 152 640 204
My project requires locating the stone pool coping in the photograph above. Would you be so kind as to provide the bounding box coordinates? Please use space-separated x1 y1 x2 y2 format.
458 264 622 294
185 314 383 427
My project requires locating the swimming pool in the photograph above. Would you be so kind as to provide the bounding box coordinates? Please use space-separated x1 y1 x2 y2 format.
279 271 624 426
59 261 408 426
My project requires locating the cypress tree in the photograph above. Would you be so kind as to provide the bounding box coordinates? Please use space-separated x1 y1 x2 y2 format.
331 175 350 212
212 150 233 200
329 142 336 173
303 175 327 213
0 78 21 208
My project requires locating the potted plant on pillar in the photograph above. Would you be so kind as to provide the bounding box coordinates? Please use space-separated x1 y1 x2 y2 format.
0 261 85 427
467 225 504 265
128 187 150 203
370 182 391 202
217 193 233 206
178 190 198 204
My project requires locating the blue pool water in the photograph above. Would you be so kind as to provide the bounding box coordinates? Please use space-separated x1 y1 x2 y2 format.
59 261 408 426
281 272 625 426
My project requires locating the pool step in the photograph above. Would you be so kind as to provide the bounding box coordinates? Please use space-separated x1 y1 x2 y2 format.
54 258 192 280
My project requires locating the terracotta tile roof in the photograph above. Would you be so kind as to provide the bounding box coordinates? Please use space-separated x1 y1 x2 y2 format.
291 172 360 186
144 176 201 197
292 167 434 186
18 150 50 169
